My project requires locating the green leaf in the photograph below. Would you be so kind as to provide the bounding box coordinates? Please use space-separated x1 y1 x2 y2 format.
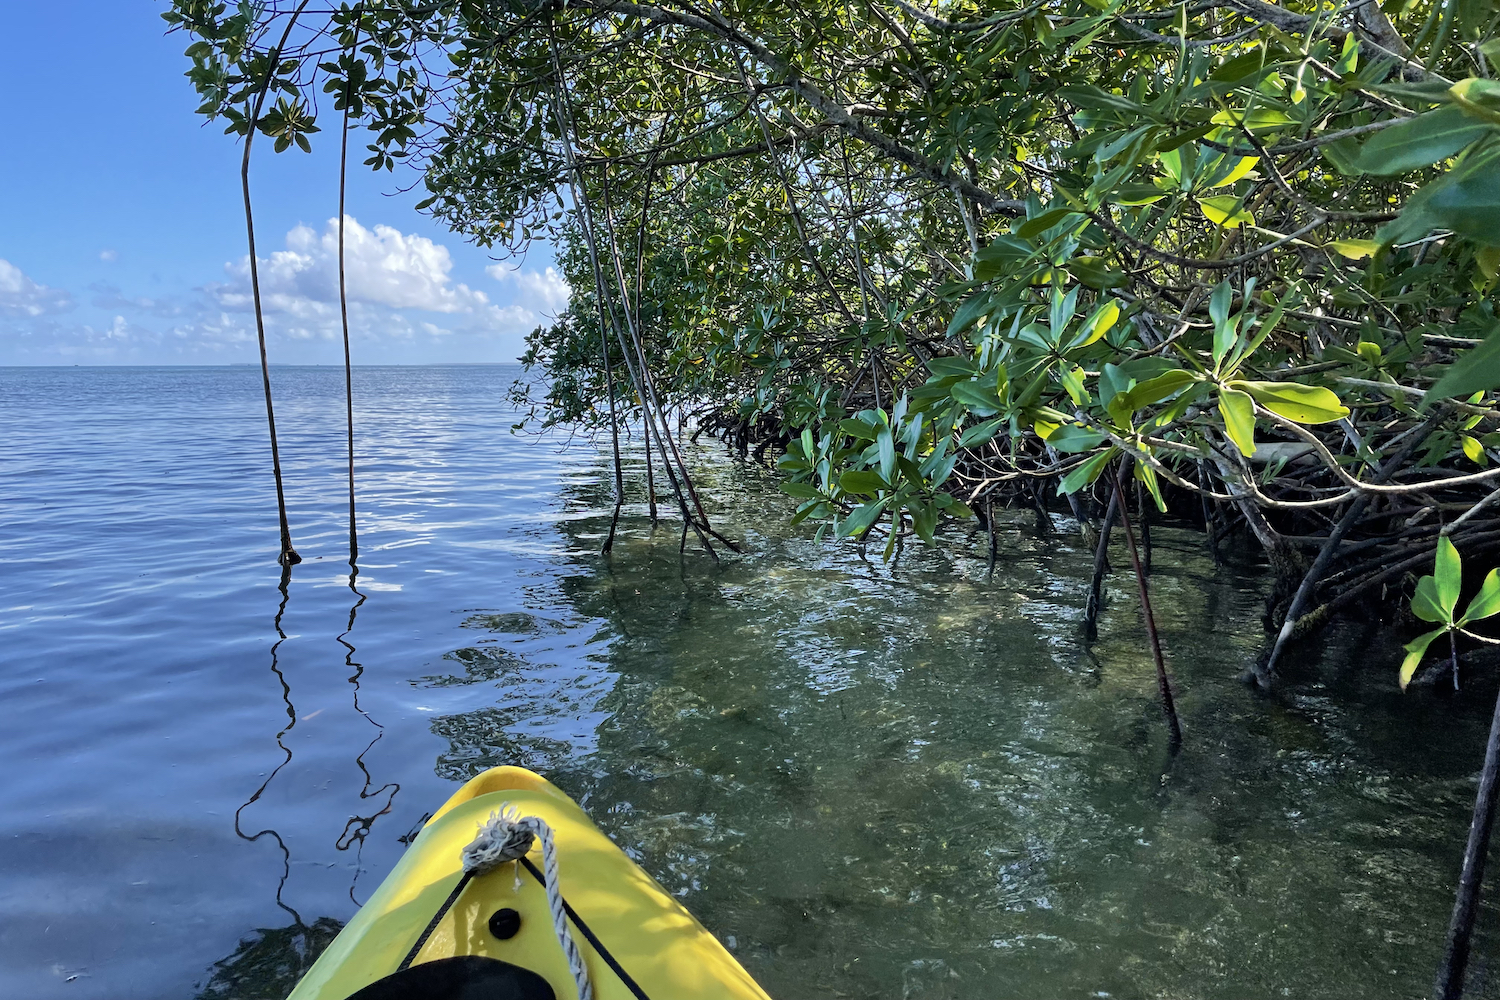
877 426 897 483
1412 574 1450 622
1461 569 1500 623
1136 460 1166 512
1066 257 1129 290
1436 535 1463 617
1198 195 1255 228
1427 323 1500 403
1045 423 1108 453
1210 281 1234 363
1219 388 1256 456
1231 380 1350 423
958 418 1003 447
1068 299 1121 350
946 291 994 338
951 380 1004 414
839 470 888 494
780 482 824 500
1400 627 1448 689
838 498 889 537
1328 239 1380 260
1451 78 1500 127
1210 108 1295 132
911 502 939 544
1106 183 1167 206
1056 84 1149 116
1121 369 1200 411
1156 124 1217 152
1206 155 1260 188
1378 140 1500 246
1353 106 1494 175
1017 208 1083 240
1058 449 1115 494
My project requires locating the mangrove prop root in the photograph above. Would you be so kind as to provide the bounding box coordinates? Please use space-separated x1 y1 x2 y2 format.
1086 483 1121 643
1111 462 1183 749
243 1 311 569
338 18 359 564
1434 682 1500 1000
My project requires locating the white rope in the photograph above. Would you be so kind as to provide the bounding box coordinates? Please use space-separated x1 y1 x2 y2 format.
462 805 593 1000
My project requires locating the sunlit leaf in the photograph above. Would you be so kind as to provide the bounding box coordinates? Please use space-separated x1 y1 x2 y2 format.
1058 449 1115 494
1461 569 1500 624
1198 195 1254 228
1231 381 1349 423
1436 536 1463 617
1045 423 1107 453
1219 388 1256 457
1400 627 1447 689
1412 574 1449 623
1328 239 1380 260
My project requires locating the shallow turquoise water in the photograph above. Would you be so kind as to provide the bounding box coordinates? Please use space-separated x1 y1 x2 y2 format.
3 364 1498 998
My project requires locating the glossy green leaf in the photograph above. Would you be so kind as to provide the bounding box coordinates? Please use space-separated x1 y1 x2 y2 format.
1066 257 1129 290
1136 460 1167 511
1436 536 1463 617
1046 423 1108 453
1058 449 1115 494
838 498 889 538
911 502 939 543
957 418 1003 447
1123 369 1200 411
1198 195 1254 228
946 292 994 338
876 427 897 483
1461 569 1500 624
1427 324 1500 403
1412 574 1450 622
1219 388 1256 457
1400 627 1447 689
1354 106 1494 175
1017 208 1083 240
839 470 888 494
1378 141 1500 246
1231 381 1349 423
951 380 1004 414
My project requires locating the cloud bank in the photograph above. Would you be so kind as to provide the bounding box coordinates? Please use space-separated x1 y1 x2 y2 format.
1 217 569 364
0 260 73 317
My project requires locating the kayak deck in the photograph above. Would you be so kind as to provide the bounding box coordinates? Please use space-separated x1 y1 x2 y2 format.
288 766 770 1000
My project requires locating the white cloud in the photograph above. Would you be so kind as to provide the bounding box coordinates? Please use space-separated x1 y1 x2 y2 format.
216 216 493 316
99 249 118 262
0 220 556 363
0 259 73 317
486 264 571 316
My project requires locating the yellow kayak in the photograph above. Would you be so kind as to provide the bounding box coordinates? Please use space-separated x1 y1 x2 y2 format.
288 766 771 1000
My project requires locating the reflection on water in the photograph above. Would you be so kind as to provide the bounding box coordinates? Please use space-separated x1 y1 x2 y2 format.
197 918 343 1000
5 366 1500 999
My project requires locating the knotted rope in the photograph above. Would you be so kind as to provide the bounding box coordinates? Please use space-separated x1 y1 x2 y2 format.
397 805 593 1000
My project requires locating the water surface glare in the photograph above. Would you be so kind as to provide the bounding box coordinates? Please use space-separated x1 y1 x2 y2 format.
3 364 1498 999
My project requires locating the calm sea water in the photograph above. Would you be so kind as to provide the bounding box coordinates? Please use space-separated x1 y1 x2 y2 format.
3 364 1499 999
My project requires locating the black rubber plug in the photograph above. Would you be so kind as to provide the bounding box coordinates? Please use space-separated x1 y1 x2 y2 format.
488 907 522 940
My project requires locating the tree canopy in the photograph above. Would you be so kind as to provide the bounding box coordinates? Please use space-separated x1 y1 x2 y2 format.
170 0 1500 680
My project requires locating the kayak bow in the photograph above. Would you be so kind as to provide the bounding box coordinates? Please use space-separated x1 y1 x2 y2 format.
288 766 771 1000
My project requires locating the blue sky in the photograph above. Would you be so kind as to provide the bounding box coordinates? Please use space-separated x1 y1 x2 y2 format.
0 2 564 365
